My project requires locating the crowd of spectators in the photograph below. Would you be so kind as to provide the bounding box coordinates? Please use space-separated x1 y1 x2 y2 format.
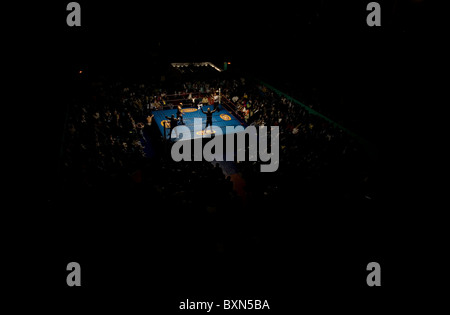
60 71 374 257
62 83 149 189
61 79 242 206
64 73 372 196
223 80 373 208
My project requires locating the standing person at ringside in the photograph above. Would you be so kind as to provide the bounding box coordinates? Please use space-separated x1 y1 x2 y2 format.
176 105 184 125
164 114 179 139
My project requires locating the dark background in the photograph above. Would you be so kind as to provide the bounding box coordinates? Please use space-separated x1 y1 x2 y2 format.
6 0 445 312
